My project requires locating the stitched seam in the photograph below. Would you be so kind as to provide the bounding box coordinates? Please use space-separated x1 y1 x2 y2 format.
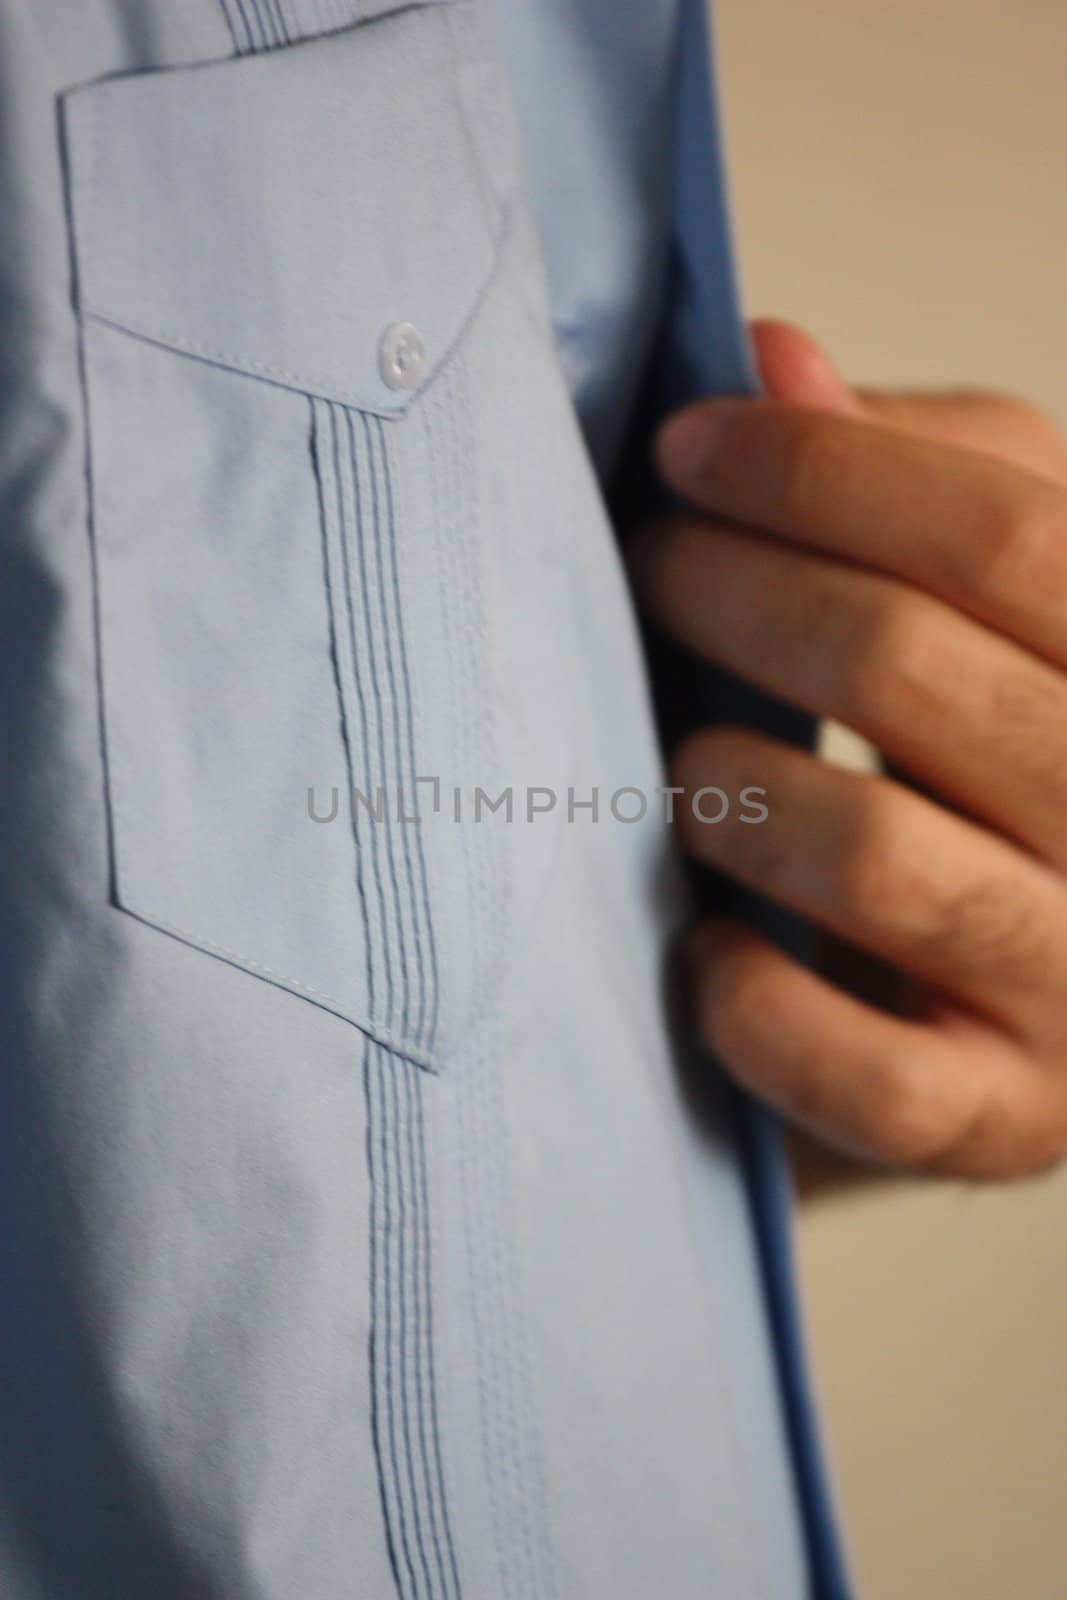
335 402 396 1029
369 1040 421 1597
368 1047 462 1600
327 399 387 1026
406 387 456 1047
365 1037 405 1595
435 360 510 1590
82 310 408 418
247 0 279 47
461 323 560 1597
411 370 486 1600
311 398 378 1023
354 396 468 1593
426 367 511 1598
349 407 409 1038
364 410 440 1600
384 402 462 1595
407 1055 462 1599
363 409 422 1049
439 345 557 1597
411 1061 463 1600
78 202 518 418
450 358 525 1584
110 899 441 1068
357 379 461 1597
262 0 292 46
219 0 257 52
326 388 458 1596
376 420 439 1053
77 346 409 1063
388 1045 436 1600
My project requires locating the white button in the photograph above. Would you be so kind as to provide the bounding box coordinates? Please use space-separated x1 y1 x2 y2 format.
379 322 426 391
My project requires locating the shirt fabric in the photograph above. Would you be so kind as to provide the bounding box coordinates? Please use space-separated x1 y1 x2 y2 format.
497 5 851 1592
0 0 848 1595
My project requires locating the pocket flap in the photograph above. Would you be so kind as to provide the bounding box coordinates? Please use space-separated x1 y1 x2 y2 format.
64 8 496 415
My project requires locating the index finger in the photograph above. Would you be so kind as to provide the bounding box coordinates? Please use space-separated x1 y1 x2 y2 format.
655 398 1067 668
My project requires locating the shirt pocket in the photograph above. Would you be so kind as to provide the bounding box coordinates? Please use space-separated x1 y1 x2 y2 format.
62 4 571 1070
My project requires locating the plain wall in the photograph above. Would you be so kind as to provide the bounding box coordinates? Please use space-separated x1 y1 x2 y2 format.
714 2 1067 1596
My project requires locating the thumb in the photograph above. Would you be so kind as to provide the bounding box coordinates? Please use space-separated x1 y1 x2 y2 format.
750 318 862 416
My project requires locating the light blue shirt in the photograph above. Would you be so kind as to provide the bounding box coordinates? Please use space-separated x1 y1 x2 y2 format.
0 1 847 1595
494 0 680 479
499 4 849 1592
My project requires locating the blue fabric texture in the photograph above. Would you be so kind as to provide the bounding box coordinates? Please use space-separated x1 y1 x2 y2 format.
665 5 853 1596
0 0 844 1594
500 0 851 1591
219 0 450 53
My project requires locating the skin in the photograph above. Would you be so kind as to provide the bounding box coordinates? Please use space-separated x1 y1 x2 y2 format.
632 319 1067 1182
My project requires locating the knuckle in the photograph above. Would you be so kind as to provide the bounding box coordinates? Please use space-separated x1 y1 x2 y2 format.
843 589 949 726
790 1034 955 1169
823 783 1045 985
971 488 1062 600
829 785 910 925
867 1070 952 1167
930 876 1046 990
918 1077 1067 1181
860 1047 1014 1172
988 667 1067 798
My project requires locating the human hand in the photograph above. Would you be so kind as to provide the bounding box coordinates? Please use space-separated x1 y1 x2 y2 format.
634 320 1067 1178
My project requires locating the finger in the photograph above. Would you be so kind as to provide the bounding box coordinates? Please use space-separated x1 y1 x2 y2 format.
857 389 1067 484
751 316 1067 483
750 318 862 415
635 515 1067 869
672 726 1067 1036
654 398 1067 668
686 919 1061 1178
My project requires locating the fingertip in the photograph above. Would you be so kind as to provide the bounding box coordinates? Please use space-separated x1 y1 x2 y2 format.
750 317 860 415
654 400 737 491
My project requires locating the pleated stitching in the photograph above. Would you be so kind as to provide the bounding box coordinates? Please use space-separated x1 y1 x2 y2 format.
225 0 443 50
315 392 458 1600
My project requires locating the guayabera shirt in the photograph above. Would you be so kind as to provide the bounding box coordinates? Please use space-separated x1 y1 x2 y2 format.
0 0 848 1595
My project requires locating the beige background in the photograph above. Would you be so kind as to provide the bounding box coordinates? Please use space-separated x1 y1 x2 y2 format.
714 2 1067 1596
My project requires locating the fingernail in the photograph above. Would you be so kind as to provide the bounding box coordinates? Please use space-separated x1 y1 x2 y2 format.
656 402 738 490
